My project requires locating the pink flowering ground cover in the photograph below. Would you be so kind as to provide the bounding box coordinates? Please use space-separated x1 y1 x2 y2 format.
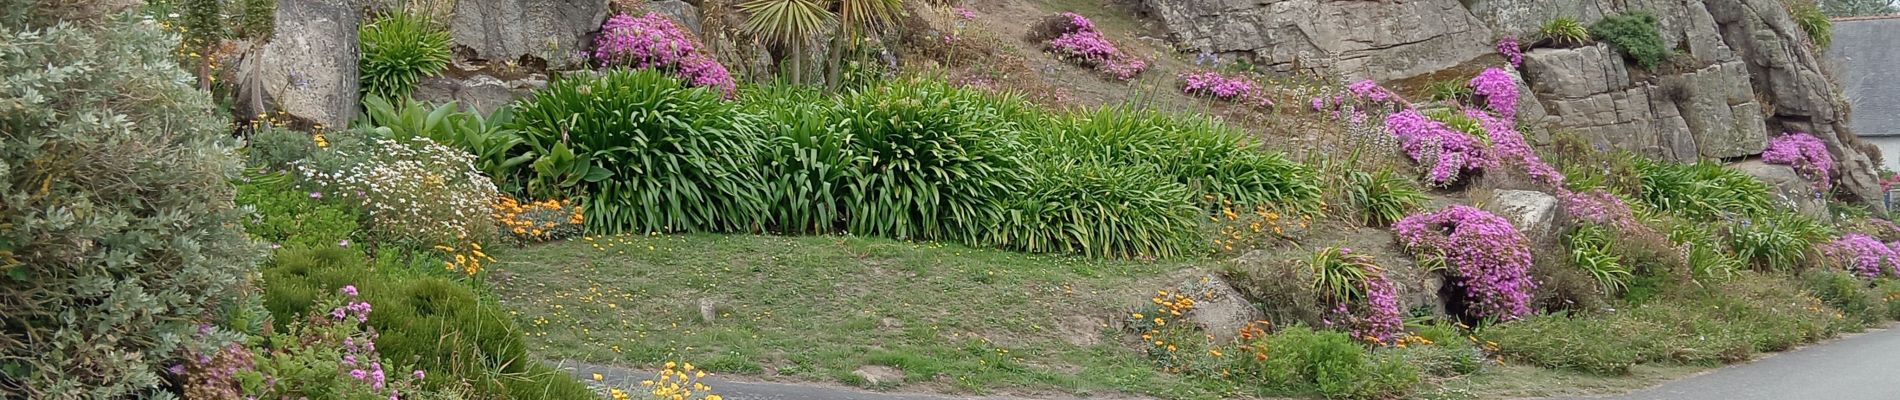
1395 205 1537 321
1179 71 1272 108
1386 109 1493 186
1762 131 1835 185
1469 67 1519 121
1042 12 1147 80
1498 37 1524 68
1822 233 1900 279
594 12 737 97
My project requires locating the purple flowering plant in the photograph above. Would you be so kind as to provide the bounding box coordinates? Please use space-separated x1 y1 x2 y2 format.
174 285 432 399
1395 205 1537 321
595 12 737 97
1179 70 1273 108
1310 246 1404 343
1761 131 1835 186
1821 233 1900 279
1386 109 1494 186
1042 12 1148 80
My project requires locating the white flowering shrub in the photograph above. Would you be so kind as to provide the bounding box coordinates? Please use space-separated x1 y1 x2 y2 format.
295 130 499 248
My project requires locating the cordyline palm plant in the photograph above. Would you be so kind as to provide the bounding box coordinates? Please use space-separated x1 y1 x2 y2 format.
739 0 904 87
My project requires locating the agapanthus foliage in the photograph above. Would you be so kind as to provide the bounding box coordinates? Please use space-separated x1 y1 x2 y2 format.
595 12 737 96
1821 233 1900 279
1762 131 1835 186
1395 205 1537 321
1041 12 1147 80
1312 247 1404 343
1386 109 1493 186
1180 71 1272 108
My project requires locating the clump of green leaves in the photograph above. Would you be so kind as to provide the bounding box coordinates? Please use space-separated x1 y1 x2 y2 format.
1567 224 1635 295
1590 12 1671 70
1341 167 1427 226
0 15 264 397
1726 210 1832 271
1792 3 1833 49
1635 159 1774 220
357 95 533 191
359 10 451 100
1537 17 1592 47
514 69 769 234
1425 78 1474 103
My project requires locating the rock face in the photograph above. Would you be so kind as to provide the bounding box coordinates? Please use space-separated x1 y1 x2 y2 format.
1139 0 1495 82
1480 190 1562 242
449 0 610 70
1141 0 1884 211
1731 160 1828 220
413 74 546 115
1173 272 1265 342
247 0 361 128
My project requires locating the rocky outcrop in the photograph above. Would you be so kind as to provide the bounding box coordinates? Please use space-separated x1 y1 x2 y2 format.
1172 272 1264 342
412 74 546 115
245 0 361 128
1480 190 1562 242
448 0 610 70
1139 0 1496 82
1142 0 1884 210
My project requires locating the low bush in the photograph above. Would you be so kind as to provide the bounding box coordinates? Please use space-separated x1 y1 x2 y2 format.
514 69 769 234
180 286 441 399
1762 131 1835 185
236 172 361 249
263 246 594 399
993 157 1203 258
358 9 451 101
1395 205 1537 321
1231 326 1421 399
594 12 737 96
358 95 533 192
1386 109 1492 187
1307 247 1404 342
1802 269 1882 326
0 16 265 397
1590 12 1671 70
247 126 319 172
1726 210 1831 271
1340 166 1428 226
293 129 499 249
1036 12 1147 80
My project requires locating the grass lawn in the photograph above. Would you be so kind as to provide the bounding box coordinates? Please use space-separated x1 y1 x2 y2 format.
490 233 1238 398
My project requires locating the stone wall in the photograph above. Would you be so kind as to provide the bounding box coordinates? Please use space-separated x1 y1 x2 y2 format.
1141 0 1886 210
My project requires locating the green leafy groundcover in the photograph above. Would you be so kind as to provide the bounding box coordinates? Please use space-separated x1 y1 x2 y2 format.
507 71 1319 259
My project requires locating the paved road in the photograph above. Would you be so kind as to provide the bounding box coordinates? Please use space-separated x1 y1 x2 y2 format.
1577 327 1900 400
552 361 1073 400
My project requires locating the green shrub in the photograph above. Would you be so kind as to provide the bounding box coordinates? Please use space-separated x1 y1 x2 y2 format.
1727 210 1831 271
0 16 265 397
1341 167 1426 226
1881 282 1900 321
1635 159 1774 220
358 95 533 191
1424 78 1474 103
993 157 1203 258
1590 12 1671 70
1029 107 1322 214
1232 326 1420 399
1538 17 1592 47
1396 341 1483 378
514 69 768 234
359 10 451 100
1792 3 1833 49
1669 222 1745 281
1568 224 1635 295
247 126 319 171
1802 269 1881 326
262 246 594 399
294 129 499 248
823 78 1027 243
236 172 360 249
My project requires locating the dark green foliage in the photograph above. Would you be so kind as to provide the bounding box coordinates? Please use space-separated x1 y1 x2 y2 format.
1567 224 1634 295
0 16 264 397
1635 159 1774 220
246 126 318 171
1792 3 1834 49
1726 210 1831 271
1233 326 1420 399
1424 78 1474 103
1590 12 1671 70
994 157 1203 258
235 172 360 249
824 79 1026 242
359 10 451 100
1802 269 1881 326
1027 107 1323 214
1341 167 1427 226
262 247 594 399
514 69 769 234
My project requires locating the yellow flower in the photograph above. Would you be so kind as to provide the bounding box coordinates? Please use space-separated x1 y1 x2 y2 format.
592 373 603 381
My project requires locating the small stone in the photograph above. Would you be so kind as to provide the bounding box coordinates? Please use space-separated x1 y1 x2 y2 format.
852 365 904 386
697 298 717 324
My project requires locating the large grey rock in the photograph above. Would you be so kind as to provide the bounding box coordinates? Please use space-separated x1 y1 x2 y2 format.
1731 160 1828 221
1676 61 1768 158
413 74 547 115
646 0 703 36
1172 272 1264 342
248 0 361 128
449 0 610 70
1140 0 1494 82
1481 190 1561 241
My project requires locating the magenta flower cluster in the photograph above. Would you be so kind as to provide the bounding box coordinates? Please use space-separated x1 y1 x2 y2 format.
1562 189 1638 230
1344 270 1405 343
1466 107 1563 186
1762 131 1835 185
1469 67 1519 121
1386 109 1494 186
1044 12 1148 80
594 12 737 97
1395 205 1537 320
1822 233 1900 279
1497 37 1523 68
1180 71 1272 108
330 285 373 323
